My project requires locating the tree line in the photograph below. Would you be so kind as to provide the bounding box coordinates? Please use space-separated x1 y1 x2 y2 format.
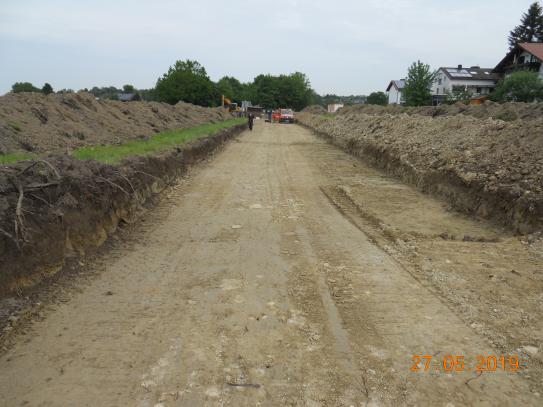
9 60 318 110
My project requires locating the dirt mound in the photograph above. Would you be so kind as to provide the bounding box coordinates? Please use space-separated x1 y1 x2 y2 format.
340 101 543 121
0 124 246 295
0 92 233 154
297 110 543 234
301 105 327 114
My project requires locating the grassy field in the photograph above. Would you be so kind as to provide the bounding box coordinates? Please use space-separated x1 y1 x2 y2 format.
72 118 245 164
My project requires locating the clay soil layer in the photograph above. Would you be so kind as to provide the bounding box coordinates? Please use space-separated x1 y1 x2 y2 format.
0 122 542 405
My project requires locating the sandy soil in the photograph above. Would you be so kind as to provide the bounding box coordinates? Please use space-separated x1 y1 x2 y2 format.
0 122 541 406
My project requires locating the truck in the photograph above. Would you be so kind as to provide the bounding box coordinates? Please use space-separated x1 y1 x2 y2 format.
279 108 294 123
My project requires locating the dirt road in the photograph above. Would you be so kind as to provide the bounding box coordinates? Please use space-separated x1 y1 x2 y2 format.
1 122 541 406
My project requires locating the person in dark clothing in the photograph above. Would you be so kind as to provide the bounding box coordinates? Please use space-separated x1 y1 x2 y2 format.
248 113 254 131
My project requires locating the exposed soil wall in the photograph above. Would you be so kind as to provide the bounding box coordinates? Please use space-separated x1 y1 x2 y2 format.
331 100 543 121
0 124 246 295
297 109 543 234
0 92 233 154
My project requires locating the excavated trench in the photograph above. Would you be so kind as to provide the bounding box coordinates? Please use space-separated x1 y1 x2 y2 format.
0 124 246 295
297 113 543 235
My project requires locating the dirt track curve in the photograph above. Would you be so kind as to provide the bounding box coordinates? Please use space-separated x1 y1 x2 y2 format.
1 122 541 406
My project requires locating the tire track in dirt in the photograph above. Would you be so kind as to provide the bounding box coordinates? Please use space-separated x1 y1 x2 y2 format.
0 121 540 406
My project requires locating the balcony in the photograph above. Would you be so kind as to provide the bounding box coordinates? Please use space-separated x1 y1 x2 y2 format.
503 61 541 75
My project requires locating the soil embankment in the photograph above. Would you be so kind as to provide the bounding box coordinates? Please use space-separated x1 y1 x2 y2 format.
0 92 232 154
297 104 543 234
0 124 246 295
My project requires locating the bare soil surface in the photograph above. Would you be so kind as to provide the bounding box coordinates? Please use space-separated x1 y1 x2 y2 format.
0 122 541 406
297 109 543 233
0 92 232 154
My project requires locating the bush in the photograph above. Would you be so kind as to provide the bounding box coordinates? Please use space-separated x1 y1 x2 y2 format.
12 82 40 93
366 91 388 106
491 71 543 102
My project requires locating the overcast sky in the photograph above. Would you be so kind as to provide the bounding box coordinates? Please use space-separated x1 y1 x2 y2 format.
0 0 532 96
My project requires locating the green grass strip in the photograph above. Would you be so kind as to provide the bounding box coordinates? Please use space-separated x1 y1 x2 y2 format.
0 152 35 164
73 118 245 164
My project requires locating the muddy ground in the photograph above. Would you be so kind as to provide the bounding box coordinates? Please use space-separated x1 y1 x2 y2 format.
0 92 232 154
297 107 543 234
0 122 541 406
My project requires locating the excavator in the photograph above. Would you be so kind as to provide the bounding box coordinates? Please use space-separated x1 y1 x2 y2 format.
221 95 240 113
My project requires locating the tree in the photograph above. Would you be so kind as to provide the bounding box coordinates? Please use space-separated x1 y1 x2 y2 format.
508 2 543 49
217 76 244 102
11 82 40 93
490 71 543 102
42 83 54 95
366 91 388 105
155 59 218 106
123 84 135 93
403 61 437 106
443 86 472 104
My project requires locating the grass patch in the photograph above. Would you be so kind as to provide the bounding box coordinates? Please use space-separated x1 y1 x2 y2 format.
73 118 245 164
318 113 336 121
0 152 34 164
7 121 22 132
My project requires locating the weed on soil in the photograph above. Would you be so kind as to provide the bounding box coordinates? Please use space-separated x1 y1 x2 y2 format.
72 118 245 163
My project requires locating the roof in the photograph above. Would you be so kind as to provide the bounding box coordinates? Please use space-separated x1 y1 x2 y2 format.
494 42 543 72
439 66 499 81
386 79 405 91
519 42 543 60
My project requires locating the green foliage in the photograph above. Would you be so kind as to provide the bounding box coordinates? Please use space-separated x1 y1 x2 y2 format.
7 121 22 132
0 153 34 164
73 118 245 164
217 76 245 102
508 2 543 48
443 87 472 104
89 86 121 99
403 61 437 106
12 82 40 93
490 71 543 102
155 59 218 106
319 94 366 106
123 84 135 93
250 72 313 110
42 83 54 95
366 91 388 106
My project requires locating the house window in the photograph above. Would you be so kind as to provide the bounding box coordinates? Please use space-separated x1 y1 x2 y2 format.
476 87 482 93
438 78 442 85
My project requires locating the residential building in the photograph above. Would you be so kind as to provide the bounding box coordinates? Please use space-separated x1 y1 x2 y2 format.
431 65 499 105
386 79 405 104
494 42 543 78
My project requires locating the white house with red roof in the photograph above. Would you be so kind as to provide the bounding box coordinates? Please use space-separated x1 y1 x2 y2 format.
493 42 543 78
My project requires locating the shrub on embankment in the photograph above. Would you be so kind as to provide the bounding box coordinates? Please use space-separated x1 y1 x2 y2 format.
297 107 543 234
0 122 246 296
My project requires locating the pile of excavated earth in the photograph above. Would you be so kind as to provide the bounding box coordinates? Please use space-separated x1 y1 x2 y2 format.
0 93 241 294
298 102 543 234
0 92 232 154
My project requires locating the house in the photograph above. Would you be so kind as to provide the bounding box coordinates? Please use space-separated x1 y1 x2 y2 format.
493 42 543 78
386 79 405 104
431 65 499 105
327 103 344 113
